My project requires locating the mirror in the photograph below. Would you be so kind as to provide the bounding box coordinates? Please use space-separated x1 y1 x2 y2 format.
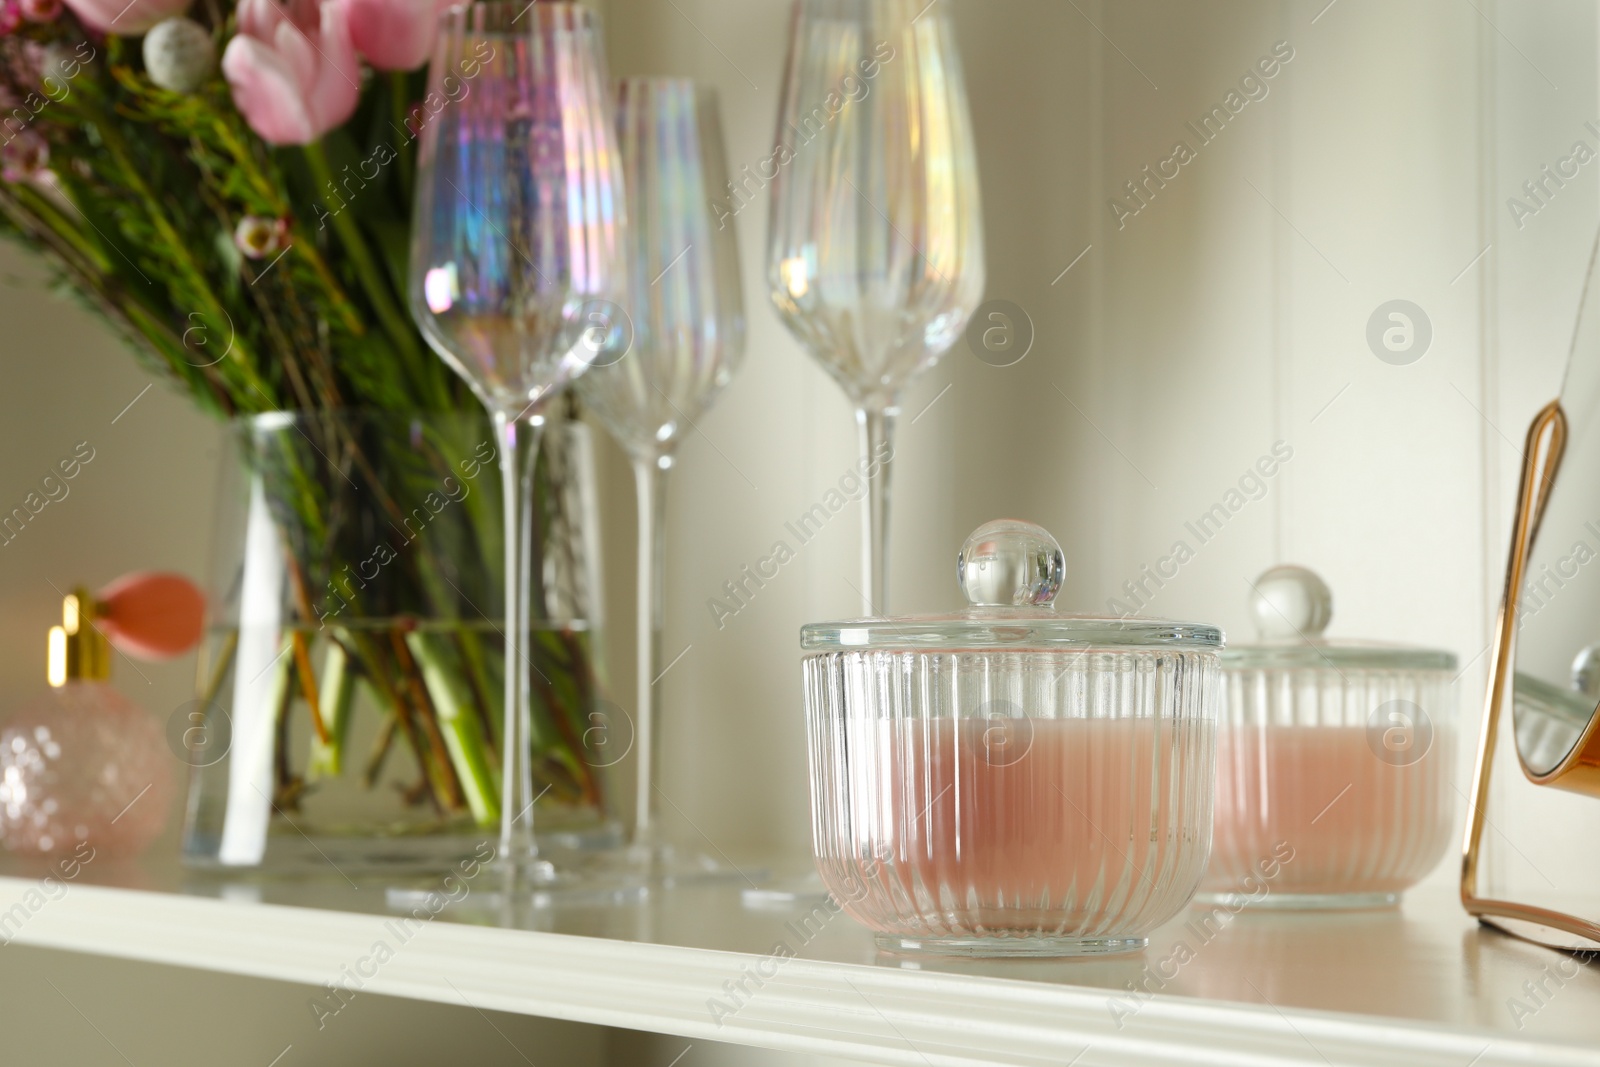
1465 233 1600 956
1512 230 1600 785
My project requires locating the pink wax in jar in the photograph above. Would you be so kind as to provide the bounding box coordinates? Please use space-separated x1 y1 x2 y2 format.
1200 567 1458 909
803 520 1222 957
820 715 1215 940
1209 725 1453 901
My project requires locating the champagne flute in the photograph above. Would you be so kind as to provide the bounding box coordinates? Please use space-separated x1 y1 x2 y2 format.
768 0 985 615
409 1 626 877
576 79 746 867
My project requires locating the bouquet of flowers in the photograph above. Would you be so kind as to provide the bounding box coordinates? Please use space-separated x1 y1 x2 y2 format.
0 0 607 849
0 0 462 414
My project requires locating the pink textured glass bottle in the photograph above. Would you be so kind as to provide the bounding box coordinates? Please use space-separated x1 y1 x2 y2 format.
0 579 200 859
803 520 1221 957
1201 567 1457 909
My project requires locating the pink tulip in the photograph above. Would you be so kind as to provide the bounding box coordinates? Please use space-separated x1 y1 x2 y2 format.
222 0 360 146
61 0 188 34
342 0 457 71
235 0 317 40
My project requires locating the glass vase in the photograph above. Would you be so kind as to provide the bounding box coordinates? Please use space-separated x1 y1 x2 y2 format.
180 406 615 873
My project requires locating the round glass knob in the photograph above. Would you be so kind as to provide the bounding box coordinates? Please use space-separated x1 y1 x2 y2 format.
958 520 1064 608
1250 565 1332 639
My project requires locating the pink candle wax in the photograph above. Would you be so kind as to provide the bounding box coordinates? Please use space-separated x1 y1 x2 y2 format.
813 716 1214 941
1205 724 1453 900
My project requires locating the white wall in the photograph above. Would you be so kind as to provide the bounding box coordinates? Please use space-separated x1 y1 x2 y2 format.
602 0 1600 903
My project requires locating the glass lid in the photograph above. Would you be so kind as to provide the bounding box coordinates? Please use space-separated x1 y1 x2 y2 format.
1222 565 1456 671
799 519 1223 653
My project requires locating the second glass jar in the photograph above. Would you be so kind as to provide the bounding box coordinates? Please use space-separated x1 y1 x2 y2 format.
1202 566 1458 909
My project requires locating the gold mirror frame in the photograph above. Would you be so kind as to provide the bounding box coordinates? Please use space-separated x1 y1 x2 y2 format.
1461 398 1600 952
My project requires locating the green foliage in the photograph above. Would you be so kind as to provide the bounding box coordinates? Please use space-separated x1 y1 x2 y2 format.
0 12 468 420
0 12 608 822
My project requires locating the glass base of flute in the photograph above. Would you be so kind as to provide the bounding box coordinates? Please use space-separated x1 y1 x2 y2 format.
740 871 830 909
384 862 650 922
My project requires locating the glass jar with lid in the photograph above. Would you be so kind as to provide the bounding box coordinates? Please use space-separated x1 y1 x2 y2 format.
801 519 1222 956
1202 566 1458 909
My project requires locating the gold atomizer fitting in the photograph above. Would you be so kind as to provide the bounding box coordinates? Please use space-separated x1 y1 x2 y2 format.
47 586 110 686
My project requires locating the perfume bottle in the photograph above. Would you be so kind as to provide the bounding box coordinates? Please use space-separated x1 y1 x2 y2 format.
0 577 202 859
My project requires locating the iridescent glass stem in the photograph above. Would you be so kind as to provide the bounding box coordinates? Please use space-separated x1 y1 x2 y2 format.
631 453 669 841
856 405 895 615
494 409 541 868
574 80 746 860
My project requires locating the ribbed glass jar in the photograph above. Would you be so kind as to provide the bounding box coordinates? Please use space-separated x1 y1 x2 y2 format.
801 520 1223 957
805 648 1217 955
1201 567 1458 909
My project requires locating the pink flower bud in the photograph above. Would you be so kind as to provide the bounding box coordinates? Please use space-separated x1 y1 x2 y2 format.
342 0 457 72
222 0 359 145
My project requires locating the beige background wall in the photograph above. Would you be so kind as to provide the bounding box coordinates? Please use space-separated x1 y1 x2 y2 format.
600 0 1600 895
0 0 1594 1062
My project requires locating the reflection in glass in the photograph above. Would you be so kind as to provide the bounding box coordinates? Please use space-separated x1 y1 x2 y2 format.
1511 231 1600 780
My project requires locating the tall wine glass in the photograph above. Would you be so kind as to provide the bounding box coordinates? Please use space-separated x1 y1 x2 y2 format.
409 2 626 877
768 0 985 615
576 79 745 866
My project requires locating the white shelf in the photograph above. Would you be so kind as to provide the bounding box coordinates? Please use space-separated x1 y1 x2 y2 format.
1 865 1595 1067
